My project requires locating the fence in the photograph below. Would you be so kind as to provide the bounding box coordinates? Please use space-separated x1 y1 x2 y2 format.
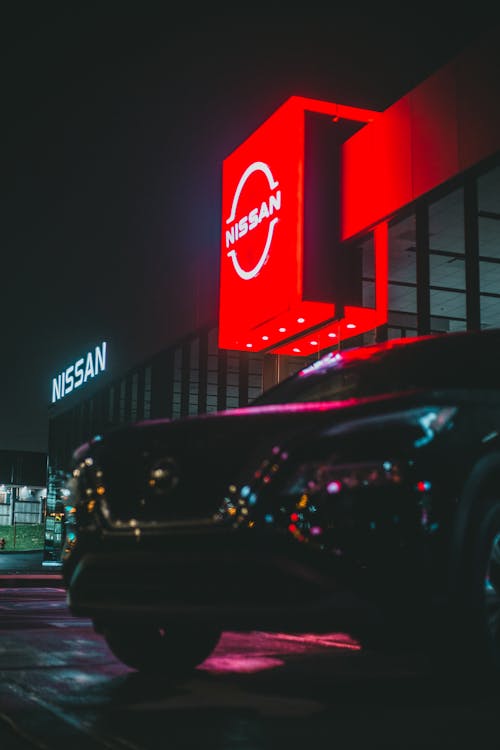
0 500 43 525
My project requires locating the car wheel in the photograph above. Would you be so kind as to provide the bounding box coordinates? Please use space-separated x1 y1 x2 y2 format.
359 498 500 689
102 623 222 675
431 495 500 688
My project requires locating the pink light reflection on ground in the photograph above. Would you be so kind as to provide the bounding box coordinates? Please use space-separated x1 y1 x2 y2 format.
200 656 285 674
271 633 361 651
199 631 361 674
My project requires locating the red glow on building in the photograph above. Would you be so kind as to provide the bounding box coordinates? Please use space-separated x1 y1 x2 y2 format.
341 32 500 240
218 96 382 354
219 31 500 357
271 221 388 355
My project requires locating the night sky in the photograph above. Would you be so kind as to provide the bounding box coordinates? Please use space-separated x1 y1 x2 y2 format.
1 6 493 453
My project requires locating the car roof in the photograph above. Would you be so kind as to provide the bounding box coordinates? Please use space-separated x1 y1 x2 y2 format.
310 327 500 369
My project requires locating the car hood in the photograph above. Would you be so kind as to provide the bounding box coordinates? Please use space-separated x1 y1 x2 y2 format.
71 388 448 527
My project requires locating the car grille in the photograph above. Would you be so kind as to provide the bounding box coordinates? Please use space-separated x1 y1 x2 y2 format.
74 426 277 529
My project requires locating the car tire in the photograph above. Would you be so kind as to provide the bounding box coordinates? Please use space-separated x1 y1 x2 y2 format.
430 495 500 689
357 496 500 690
101 623 222 675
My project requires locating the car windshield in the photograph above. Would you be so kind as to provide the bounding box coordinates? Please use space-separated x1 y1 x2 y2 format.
252 330 500 406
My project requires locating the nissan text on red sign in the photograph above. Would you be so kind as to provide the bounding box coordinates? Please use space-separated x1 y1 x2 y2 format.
218 96 387 355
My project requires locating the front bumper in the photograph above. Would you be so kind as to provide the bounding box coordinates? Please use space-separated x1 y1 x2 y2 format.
64 522 435 633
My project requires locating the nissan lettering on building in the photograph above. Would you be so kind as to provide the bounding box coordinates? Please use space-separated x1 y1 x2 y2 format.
51 342 107 403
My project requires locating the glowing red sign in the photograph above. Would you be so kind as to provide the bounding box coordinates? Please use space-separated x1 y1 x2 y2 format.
218 96 382 354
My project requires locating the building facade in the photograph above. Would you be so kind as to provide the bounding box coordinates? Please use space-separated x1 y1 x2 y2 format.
44 29 500 563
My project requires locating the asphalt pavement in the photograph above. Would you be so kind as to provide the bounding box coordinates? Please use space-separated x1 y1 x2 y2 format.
0 550 63 587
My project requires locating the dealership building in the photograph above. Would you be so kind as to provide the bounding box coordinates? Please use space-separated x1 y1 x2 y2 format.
44 30 500 563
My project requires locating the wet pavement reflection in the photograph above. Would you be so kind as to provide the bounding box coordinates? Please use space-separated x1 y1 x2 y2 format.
1 584 499 748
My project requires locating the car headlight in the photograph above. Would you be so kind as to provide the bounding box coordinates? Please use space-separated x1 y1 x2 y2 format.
320 405 457 447
216 406 456 539
283 458 405 498
64 456 107 531
284 406 456 496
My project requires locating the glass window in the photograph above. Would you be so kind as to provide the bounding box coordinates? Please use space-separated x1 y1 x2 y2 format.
206 329 219 412
144 367 152 419
429 187 466 331
119 380 126 423
172 348 182 419
478 164 500 329
189 339 199 415
361 233 375 309
131 373 138 422
388 213 417 317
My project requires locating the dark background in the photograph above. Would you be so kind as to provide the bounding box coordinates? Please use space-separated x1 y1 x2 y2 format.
0 5 493 452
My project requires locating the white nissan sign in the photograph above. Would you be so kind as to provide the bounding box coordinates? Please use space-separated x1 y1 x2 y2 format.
51 341 107 403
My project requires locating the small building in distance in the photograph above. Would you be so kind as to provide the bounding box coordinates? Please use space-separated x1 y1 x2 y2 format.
0 450 47 550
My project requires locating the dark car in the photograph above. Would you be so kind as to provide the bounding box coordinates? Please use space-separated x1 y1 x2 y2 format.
61 328 500 684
